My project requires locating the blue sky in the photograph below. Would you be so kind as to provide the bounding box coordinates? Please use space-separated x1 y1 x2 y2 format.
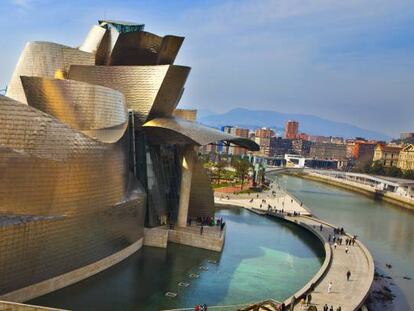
1 0 414 137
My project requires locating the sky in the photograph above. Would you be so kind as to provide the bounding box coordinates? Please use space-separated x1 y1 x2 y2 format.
1 0 414 138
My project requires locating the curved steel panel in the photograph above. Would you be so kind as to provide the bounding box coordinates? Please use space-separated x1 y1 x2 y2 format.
68 65 190 124
110 31 184 65
6 42 95 104
188 155 215 218
21 77 128 143
79 25 108 54
0 95 145 294
143 117 260 151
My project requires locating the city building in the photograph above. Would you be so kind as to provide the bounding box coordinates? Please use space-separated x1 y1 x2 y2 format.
372 144 402 167
254 127 274 156
228 127 250 155
309 142 347 160
269 137 293 156
297 132 310 141
0 20 258 301
352 140 378 160
284 120 299 139
398 144 414 171
291 139 313 156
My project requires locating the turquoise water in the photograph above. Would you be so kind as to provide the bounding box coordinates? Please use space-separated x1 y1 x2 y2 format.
30 207 324 310
274 174 414 311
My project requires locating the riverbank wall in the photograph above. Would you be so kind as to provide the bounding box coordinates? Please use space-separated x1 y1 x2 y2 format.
288 172 414 211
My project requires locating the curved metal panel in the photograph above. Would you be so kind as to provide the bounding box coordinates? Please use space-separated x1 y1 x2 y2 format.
6 42 95 104
188 155 215 218
21 77 128 143
143 117 260 151
79 25 107 54
0 94 146 294
110 31 184 65
68 65 190 124
173 109 197 121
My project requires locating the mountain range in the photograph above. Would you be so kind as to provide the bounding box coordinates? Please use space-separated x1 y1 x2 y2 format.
197 108 391 141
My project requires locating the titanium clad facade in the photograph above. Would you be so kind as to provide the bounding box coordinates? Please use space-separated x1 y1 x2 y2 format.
110 31 184 65
0 19 259 300
6 42 95 104
143 117 260 151
0 95 145 295
68 65 190 124
21 77 128 143
188 156 215 218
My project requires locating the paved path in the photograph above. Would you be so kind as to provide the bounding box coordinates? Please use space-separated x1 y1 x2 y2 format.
214 183 374 311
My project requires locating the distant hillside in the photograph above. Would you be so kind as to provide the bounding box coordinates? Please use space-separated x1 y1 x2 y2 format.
198 108 391 141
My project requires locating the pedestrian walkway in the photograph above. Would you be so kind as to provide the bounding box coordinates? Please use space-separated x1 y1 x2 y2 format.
215 183 374 311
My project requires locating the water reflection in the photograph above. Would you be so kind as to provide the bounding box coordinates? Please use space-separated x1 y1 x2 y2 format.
30 207 323 311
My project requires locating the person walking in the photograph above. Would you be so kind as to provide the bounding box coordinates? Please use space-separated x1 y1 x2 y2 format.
200 226 204 235
334 242 337 249
347 270 351 281
300 298 305 310
327 281 332 293
323 304 328 311
336 306 342 311
307 293 312 305
329 306 334 311
345 246 349 254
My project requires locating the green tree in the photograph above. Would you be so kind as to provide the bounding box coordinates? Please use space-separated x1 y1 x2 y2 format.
214 161 226 184
385 166 403 178
232 159 252 189
370 161 385 175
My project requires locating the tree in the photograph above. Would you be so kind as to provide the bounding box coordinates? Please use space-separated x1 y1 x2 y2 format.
385 166 403 178
214 161 226 184
232 159 252 189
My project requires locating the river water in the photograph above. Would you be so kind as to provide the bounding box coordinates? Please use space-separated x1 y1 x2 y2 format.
273 174 414 311
30 207 324 310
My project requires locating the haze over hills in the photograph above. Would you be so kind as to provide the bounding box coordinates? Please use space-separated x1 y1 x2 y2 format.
198 108 392 141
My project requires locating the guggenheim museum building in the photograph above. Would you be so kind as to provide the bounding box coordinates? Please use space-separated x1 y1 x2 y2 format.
0 20 258 302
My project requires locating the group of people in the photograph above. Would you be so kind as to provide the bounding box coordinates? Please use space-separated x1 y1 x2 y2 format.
194 303 207 310
323 304 342 311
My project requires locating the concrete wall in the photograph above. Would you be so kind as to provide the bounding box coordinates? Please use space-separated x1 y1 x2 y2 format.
144 227 168 248
168 228 225 252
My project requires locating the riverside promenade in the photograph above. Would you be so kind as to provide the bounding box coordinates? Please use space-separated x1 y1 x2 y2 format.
215 184 374 311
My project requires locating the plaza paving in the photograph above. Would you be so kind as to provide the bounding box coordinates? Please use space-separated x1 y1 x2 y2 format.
215 184 374 311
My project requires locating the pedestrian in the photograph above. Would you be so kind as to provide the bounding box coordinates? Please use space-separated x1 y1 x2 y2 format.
203 303 208 310
333 236 336 243
329 306 334 311
328 234 331 242
320 224 323 231
347 270 351 281
200 226 203 235
352 238 355 246
280 303 286 311
334 242 337 249
323 304 328 311
194 304 200 311
327 281 332 293
337 306 342 311
300 298 305 310
345 247 349 254
307 293 312 305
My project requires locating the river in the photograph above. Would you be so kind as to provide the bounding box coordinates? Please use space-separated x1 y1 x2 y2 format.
30 207 324 310
272 174 414 311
